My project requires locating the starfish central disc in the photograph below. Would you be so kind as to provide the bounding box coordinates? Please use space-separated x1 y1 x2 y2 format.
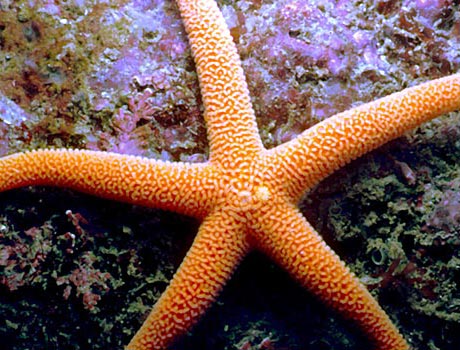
225 178 273 213
236 185 271 206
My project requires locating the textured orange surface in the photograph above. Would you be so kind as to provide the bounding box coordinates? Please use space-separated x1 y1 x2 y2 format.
1 0 460 349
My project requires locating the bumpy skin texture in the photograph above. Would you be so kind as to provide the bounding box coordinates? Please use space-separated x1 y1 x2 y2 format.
0 0 460 349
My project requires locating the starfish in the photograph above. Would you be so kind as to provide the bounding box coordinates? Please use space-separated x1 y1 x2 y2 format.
0 0 459 349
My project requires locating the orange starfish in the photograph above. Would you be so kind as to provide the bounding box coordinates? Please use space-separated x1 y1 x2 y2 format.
0 0 459 349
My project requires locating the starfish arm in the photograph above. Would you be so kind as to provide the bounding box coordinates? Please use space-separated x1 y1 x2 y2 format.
126 209 250 350
0 149 217 218
176 0 264 165
250 203 409 350
268 73 460 201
